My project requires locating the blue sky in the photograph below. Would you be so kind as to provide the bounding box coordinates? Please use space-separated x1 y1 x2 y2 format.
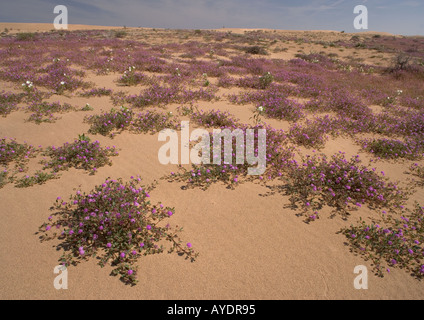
0 0 423 35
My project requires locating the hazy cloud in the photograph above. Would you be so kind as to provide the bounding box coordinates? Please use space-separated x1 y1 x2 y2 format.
0 0 422 35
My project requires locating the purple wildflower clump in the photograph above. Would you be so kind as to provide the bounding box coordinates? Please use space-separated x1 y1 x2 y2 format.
36 60 89 94
261 97 304 122
41 135 118 175
189 109 240 129
0 138 40 187
0 91 25 117
39 177 198 285
168 123 295 189
130 110 181 134
288 115 340 149
361 138 423 160
343 203 424 278
285 152 406 216
85 106 133 137
0 137 39 168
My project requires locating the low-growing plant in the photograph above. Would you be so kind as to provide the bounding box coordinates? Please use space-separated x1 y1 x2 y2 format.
131 110 181 134
189 109 240 128
361 138 422 160
0 138 39 171
258 72 274 89
118 66 146 86
85 106 133 137
26 101 75 124
0 91 24 117
409 163 424 183
16 32 36 41
39 177 198 285
41 135 118 175
289 122 328 149
15 171 59 188
244 46 267 55
79 88 113 97
0 169 8 188
343 203 424 278
285 153 407 217
166 123 295 190
81 103 94 111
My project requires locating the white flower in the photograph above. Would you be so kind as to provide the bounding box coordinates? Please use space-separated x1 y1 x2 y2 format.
60 81 65 85
26 80 31 84
258 106 264 112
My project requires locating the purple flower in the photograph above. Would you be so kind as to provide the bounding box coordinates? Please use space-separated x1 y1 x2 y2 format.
107 243 112 248
187 243 192 248
128 270 133 276
120 252 126 258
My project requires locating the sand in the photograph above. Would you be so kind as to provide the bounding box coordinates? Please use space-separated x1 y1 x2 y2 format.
0 23 423 300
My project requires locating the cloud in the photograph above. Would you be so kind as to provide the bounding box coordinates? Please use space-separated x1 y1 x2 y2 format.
0 0 421 35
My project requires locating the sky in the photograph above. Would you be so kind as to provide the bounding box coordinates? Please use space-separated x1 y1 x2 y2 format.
0 0 423 35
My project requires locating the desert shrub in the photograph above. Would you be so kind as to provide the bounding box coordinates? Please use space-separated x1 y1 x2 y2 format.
244 46 267 55
16 32 36 41
114 30 127 38
343 204 424 278
41 135 118 175
39 177 198 285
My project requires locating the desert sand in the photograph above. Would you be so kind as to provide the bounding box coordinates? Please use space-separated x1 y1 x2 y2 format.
0 23 423 300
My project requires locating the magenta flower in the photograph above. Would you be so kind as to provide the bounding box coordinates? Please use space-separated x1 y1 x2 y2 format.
107 243 112 248
120 252 126 258
187 243 192 248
